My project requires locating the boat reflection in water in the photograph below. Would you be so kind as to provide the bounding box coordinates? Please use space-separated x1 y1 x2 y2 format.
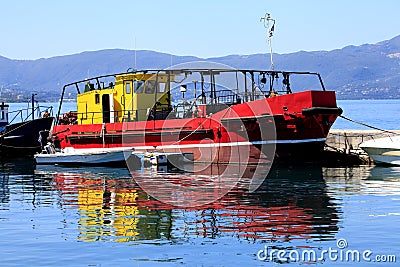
367 166 400 181
323 165 400 196
364 166 400 196
35 164 340 243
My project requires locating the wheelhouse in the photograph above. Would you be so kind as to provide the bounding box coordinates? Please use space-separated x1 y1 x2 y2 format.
56 69 327 126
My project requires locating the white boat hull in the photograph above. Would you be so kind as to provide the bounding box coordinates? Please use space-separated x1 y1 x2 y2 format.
35 147 133 165
360 136 400 166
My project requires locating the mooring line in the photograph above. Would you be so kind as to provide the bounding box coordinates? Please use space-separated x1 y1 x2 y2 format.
339 115 399 135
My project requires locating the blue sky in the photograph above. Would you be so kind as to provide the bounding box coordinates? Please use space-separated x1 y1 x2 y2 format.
2 0 400 59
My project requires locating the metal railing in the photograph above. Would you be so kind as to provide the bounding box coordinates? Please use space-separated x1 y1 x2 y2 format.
8 105 54 124
58 107 175 125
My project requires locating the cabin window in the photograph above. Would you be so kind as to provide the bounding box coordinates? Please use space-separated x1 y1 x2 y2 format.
95 94 100 104
158 82 166 93
135 81 144 94
126 82 131 94
145 80 156 94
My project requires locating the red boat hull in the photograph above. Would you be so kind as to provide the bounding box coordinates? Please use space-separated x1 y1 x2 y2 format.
52 90 341 164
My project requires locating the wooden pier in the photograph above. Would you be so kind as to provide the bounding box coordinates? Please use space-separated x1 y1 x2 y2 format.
324 129 400 165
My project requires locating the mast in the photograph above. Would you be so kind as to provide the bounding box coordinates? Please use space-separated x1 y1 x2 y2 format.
31 93 36 120
260 13 276 70
134 37 137 70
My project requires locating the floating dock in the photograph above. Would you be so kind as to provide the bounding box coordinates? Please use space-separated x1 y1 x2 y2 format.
325 129 400 165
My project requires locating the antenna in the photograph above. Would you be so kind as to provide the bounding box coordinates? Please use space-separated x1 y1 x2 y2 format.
134 37 137 70
260 12 276 70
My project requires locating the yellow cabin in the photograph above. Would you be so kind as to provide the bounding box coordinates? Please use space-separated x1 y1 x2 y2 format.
76 72 172 125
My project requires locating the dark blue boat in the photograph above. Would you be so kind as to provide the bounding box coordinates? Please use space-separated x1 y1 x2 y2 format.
0 95 54 157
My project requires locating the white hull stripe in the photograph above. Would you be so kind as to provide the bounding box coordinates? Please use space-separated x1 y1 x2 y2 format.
122 138 326 150
254 138 326 145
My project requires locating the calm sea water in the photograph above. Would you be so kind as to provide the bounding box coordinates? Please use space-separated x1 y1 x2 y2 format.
333 99 400 130
0 100 399 266
0 162 399 266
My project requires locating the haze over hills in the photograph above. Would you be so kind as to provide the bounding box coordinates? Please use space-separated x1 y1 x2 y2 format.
1 35 400 101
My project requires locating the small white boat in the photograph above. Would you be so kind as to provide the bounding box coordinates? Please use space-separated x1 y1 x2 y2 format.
34 145 134 165
359 135 400 165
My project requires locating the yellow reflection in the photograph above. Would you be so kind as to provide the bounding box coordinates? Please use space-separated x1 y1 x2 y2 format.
77 187 140 242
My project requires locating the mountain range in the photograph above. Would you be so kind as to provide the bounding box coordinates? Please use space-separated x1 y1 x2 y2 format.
1 35 400 101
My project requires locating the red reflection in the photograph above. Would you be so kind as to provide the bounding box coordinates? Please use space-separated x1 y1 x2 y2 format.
50 165 338 242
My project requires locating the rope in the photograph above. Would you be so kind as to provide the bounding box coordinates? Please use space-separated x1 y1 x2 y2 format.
169 116 210 146
167 106 232 147
0 120 35 138
324 143 344 153
339 115 399 135
216 106 234 163
0 144 40 149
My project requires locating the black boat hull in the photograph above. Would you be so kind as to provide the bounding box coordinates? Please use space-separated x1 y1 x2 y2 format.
0 117 54 157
